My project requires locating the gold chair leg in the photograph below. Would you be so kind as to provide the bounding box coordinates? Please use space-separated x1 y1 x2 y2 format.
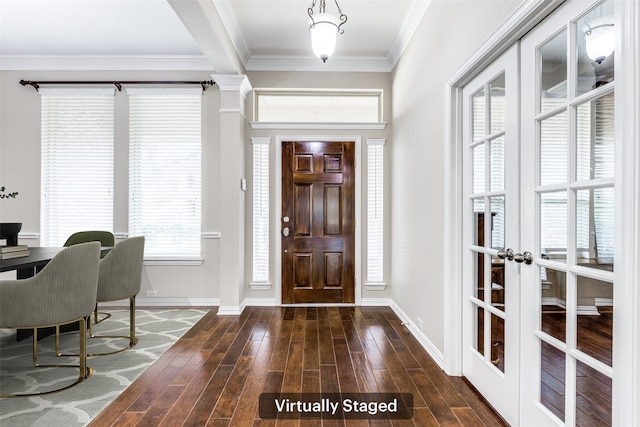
2 319 93 398
32 328 39 367
87 297 138 356
130 296 139 347
79 317 91 379
55 325 62 356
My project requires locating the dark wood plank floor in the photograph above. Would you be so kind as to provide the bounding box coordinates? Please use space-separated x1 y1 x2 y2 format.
88 306 506 427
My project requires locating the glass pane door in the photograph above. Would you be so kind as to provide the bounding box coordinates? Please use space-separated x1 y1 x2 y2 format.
462 43 520 425
521 0 615 425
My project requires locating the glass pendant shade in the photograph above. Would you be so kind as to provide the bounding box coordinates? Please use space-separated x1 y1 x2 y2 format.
309 13 339 62
584 19 615 63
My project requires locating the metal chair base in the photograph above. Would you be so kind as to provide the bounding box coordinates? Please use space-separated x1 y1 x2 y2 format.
56 296 138 357
88 296 138 356
1 318 92 398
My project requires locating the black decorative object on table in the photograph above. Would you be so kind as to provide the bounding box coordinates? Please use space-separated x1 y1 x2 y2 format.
0 222 22 247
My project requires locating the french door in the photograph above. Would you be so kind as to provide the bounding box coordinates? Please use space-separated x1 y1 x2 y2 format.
520 0 615 425
462 43 520 425
462 0 619 425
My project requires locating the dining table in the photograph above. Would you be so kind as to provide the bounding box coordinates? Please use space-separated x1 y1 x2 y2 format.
0 246 111 340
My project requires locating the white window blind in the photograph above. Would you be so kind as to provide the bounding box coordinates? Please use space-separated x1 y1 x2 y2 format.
40 89 114 246
367 140 385 283
128 89 202 258
540 92 614 259
251 138 270 284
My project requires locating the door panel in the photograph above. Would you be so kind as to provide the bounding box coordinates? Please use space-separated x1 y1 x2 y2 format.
282 141 355 304
521 0 615 425
462 42 520 426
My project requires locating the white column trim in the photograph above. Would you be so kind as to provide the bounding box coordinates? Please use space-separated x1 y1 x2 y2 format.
213 74 252 99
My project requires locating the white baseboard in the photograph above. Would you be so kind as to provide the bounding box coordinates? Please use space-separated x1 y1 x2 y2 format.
361 298 445 370
119 297 219 307
577 305 600 316
243 298 277 306
595 298 614 307
388 300 445 370
542 297 605 315
217 305 243 315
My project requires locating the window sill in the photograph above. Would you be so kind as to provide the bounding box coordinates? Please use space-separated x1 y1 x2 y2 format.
365 282 387 291
250 281 272 290
143 257 204 266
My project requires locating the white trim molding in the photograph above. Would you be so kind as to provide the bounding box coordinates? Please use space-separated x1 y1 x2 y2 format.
217 305 244 316
250 282 272 291
213 74 252 99
202 232 222 239
16 233 39 240
143 258 204 266
250 122 387 130
365 282 387 291
0 54 213 71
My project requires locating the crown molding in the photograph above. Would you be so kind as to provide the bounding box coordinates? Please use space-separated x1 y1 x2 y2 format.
212 0 251 66
0 55 214 71
244 55 393 73
386 0 431 69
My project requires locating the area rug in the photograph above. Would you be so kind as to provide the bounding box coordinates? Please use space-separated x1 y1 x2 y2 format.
0 308 208 426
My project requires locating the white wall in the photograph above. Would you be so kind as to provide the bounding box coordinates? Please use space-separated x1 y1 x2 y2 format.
390 0 521 354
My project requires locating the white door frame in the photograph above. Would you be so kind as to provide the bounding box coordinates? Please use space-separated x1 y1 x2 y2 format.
274 135 362 306
445 0 640 425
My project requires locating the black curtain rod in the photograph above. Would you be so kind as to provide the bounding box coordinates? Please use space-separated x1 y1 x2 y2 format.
19 79 216 92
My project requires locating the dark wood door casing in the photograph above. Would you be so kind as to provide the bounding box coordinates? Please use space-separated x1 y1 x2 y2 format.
281 141 355 303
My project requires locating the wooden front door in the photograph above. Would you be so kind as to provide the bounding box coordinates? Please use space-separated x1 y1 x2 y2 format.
281 141 355 304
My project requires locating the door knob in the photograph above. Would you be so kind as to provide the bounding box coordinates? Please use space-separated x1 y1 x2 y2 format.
282 227 290 237
514 251 533 265
497 248 514 261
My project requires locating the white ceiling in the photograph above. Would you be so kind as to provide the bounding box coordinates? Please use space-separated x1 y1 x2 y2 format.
0 0 427 72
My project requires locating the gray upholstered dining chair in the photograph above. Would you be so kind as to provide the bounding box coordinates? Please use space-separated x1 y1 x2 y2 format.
63 230 115 327
89 236 145 356
0 242 100 397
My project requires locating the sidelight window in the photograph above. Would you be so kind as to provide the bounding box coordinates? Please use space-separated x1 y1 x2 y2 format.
251 137 271 286
366 139 385 284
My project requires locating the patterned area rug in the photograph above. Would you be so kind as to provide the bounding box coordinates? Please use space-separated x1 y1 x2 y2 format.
0 308 208 426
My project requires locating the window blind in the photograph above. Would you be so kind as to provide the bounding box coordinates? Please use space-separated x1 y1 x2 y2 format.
367 140 385 282
40 89 114 246
127 89 202 258
252 138 270 283
540 92 614 258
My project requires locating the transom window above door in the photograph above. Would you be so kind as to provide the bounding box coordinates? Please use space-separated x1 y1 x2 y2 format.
253 89 383 123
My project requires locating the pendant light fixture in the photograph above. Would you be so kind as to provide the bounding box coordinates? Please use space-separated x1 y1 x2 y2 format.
308 0 347 63
583 17 614 64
